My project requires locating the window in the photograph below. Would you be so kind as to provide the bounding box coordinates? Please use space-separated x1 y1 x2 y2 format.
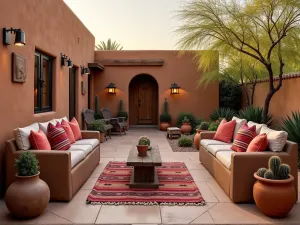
34 51 53 113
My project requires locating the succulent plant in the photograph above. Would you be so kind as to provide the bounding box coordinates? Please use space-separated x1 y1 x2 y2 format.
138 136 150 146
257 156 290 180
182 116 190 123
199 122 209 130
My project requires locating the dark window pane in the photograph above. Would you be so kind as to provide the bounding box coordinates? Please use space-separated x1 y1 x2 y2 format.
34 55 39 108
42 58 50 107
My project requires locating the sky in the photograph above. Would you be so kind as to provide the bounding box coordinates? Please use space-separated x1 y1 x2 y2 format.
63 0 183 50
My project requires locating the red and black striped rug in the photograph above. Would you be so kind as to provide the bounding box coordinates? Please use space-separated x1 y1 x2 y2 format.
86 161 205 205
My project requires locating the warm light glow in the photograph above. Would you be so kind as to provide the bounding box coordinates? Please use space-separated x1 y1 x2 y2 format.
171 88 179 94
14 42 25 46
108 88 114 93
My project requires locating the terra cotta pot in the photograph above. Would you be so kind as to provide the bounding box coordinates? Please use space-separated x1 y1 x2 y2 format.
253 173 296 218
136 145 148 157
160 122 170 131
5 172 50 219
181 122 192 134
100 132 105 143
194 129 201 149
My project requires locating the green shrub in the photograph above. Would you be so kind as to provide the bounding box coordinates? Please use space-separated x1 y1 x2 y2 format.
210 108 236 121
16 152 39 176
208 119 221 131
177 112 197 133
160 113 171 122
178 137 193 147
195 118 204 126
219 80 242 111
117 100 128 121
239 106 273 126
280 111 300 168
198 121 209 130
92 120 105 132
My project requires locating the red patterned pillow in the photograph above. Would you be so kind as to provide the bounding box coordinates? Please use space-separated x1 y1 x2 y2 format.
47 122 70 150
231 124 256 152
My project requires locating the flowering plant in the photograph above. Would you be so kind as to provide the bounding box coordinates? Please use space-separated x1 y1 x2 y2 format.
138 136 151 146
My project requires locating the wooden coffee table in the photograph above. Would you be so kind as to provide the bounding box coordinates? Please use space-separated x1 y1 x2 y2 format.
127 145 162 189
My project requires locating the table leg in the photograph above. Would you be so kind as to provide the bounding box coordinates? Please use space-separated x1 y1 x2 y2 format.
129 166 159 189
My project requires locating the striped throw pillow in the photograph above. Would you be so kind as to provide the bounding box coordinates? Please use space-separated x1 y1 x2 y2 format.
231 124 256 152
47 122 70 150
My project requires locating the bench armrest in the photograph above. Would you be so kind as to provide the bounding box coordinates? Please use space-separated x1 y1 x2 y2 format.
81 130 100 141
199 131 216 140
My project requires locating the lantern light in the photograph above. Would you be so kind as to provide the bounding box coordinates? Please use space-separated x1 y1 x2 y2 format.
106 83 116 95
170 83 180 94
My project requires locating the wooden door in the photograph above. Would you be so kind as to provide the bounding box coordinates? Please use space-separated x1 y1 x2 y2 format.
138 83 153 124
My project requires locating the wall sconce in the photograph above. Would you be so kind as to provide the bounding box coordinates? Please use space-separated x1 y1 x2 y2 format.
3 27 26 46
170 83 180 94
106 83 116 95
61 53 73 68
80 66 90 75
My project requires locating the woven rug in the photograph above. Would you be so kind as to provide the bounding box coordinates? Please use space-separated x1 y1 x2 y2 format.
86 161 205 206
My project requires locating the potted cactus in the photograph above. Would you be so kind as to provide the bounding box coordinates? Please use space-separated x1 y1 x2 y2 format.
136 136 150 157
181 116 192 134
253 156 296 218
159 98 171 131
194 122 210 150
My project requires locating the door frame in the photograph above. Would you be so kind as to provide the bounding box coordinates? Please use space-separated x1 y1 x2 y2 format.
69 66 77 120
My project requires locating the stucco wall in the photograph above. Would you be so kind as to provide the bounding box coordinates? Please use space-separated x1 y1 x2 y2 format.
93 51 219 127
242 77 300 124
0 0 95 196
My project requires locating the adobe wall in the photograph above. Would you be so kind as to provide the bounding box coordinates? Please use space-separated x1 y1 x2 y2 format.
0 0 95 196
93 50 219 127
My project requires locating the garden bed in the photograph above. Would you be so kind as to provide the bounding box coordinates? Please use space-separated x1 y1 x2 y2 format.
165 134 198 152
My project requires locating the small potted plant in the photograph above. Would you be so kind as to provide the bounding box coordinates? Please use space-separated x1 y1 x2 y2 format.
92 119 106 143
194 122 210 149
137 136 150 156
253 156 296 218
181 116 192 134
139 136 151 150
160 98 171 131
5 152 50 219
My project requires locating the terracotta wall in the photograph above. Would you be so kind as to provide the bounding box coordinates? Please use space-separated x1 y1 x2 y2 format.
242 76 300 124
0 0 95 196
93 51 219 127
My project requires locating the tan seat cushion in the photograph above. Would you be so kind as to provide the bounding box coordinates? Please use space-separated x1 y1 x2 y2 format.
72 139 99 149
200 139 229 148
216 151 235 170
69 144 93 157
207 144 233 156
68 150 85 168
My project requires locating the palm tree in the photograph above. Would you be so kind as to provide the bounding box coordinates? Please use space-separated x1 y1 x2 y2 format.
95 38 123 50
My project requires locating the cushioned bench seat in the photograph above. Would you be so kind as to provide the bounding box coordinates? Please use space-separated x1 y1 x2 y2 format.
200 139 230 148
206 144 233 156
215 151 234 170
72 139 99 149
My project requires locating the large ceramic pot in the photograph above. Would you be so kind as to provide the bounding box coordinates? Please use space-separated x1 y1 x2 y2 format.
181 122 192 134
194 129 201 150
100 132 105 143
136 145 148 157
253 173 296 218
160 122 170 131
5 172 50 219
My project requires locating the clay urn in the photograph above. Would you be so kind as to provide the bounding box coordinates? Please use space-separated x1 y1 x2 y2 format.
253 173 296 218
194 129 202 150
5 172 50 219
181 122 192 134
136 145 148 157
100 132 105 143
160 122 170 131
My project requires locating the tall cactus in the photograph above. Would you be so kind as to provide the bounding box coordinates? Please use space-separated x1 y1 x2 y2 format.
257 156 290 180
119 100 124 112
278 164 290 179
95 96 99 114
269 156 281 178
164 98 168 114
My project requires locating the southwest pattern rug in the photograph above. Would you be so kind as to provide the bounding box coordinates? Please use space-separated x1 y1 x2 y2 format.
86 161 205 205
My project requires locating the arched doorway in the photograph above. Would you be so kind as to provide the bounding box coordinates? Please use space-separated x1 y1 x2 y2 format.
129 74 158 125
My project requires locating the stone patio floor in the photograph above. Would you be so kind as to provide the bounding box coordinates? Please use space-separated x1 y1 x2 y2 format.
0 128 299 224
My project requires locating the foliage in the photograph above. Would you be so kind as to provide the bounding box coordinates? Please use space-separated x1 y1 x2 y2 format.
95 38 123 50
182 116 190 123
208 119 221 131
117 100 128 121
178 137 193 147
175 0 300 123
257 156 290 180
15 152 39 176
219 80 242 111
177 112 197 132
94 96 103 120
163 98 169 114
239 106 274 126
195 118 204 126
138 136 151 146
210 108 236 121
280 112 300 167
160 98 171 123
198 122 209 130
91 120 105 133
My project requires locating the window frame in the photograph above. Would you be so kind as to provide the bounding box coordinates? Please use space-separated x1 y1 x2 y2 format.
34 51 53 114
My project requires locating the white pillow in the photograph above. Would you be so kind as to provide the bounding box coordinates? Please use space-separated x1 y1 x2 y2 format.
55 116 68 124
247 121 266 135
14 123 39 150
260 126 288 152
38 119 57 135
231 116 246 139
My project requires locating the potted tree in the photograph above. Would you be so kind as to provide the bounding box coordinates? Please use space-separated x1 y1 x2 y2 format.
92 119 106 143
181 116 192 134
136 136 151 156
159 98 171 131
5 152 50 219
253 156 296 218
194 122 210 150
117 100 129 130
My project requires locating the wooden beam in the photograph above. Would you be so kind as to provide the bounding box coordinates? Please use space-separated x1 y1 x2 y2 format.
88 63 104 71
95 59 164 66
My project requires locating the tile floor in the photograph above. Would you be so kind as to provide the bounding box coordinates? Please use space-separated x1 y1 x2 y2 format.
0 128 299 224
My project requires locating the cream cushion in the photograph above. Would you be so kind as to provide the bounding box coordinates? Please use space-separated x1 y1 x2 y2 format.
200 139 230 148
207 144 233 156
247 121 266 135
38 119 57 135
55 116 68 124
231 116 247 139
216 151 235 170
69 150 85 168
72 139 99 149
69 144 93 157
14 123 39 150
260 126 288 152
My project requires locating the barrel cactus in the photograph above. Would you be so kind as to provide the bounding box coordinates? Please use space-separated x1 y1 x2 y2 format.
256 156 290 180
